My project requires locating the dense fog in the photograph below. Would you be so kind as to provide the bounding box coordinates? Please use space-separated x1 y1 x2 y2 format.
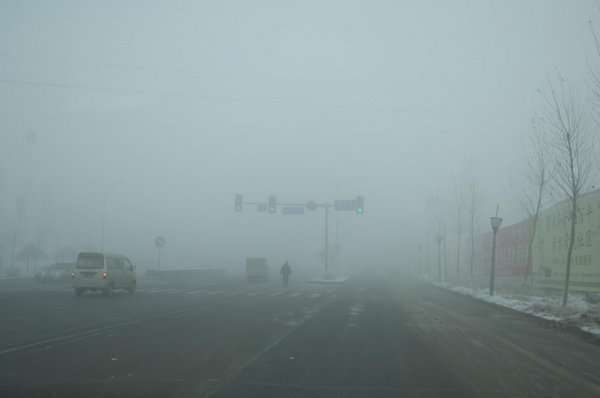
1 1 599 278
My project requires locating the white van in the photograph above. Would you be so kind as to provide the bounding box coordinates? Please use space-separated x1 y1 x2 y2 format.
72 252 137 296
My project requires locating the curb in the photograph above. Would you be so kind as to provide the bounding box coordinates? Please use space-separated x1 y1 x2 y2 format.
426 280 600 346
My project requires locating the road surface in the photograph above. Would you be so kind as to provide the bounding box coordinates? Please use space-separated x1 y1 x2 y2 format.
1 271 599 397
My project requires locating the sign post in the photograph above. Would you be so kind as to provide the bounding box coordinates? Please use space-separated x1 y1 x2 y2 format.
155 236 165 269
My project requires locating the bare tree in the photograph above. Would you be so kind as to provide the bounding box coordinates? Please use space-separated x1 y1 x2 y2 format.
543 76 595 307
464 156 485 283
9 195 26 270
507 113 551 284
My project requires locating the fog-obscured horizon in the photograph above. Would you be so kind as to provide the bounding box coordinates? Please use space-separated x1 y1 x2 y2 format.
1 1 598 274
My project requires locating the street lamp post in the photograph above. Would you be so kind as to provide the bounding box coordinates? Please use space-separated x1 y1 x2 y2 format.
489 216 503 296
436 235 443 282
90 180 125 252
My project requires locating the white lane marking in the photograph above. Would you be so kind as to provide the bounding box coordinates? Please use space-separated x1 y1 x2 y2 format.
167 290 183 294
186 290 208 295
145 289 174 293
309 293 321 298
0 308 191 357
288 292 302 297
328 287 339 294
247 291 264 297
267 292 284 297
228 291 245 296
206 290 226 295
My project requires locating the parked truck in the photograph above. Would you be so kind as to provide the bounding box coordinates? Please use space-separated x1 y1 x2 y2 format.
246 257 269 282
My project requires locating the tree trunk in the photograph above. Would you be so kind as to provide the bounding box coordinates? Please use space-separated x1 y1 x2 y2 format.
426 232 431 279
563 198 577 307
525 218 537 285
456 228 461 282
470 214 475 283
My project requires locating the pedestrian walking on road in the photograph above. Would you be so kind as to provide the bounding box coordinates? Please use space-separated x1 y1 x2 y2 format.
280 261 292 287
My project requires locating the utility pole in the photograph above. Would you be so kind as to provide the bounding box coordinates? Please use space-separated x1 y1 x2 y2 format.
418 244 422 278
436 235 443 283
426 232 431 279
324 203 330 273
89 180 125 252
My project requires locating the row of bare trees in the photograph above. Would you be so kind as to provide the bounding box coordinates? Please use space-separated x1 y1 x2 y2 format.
418 74 595 308
419 155 485 286
510 75 596 306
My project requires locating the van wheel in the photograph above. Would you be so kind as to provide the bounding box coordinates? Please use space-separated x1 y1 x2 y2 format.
103 283 114 296
128 281 136 294
75 289 84 297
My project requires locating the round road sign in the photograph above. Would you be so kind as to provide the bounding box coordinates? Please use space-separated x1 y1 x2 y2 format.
155 236 165 248
306 201 318 211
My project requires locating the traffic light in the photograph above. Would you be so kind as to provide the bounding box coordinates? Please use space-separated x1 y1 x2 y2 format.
235 194 243 212
356 195 364 214
268 195 276 213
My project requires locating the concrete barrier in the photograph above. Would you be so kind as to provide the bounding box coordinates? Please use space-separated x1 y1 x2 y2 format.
145 268 226 279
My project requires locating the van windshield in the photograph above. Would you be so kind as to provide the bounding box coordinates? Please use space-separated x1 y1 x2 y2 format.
76 254 104 269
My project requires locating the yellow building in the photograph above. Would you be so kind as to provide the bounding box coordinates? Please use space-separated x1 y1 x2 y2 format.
532 190 600 292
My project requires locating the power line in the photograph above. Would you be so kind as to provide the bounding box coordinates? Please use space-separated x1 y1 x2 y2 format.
0 78 520 119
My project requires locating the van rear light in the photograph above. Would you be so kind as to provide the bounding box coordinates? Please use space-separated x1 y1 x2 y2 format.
71 272 75 280
103 272 107 280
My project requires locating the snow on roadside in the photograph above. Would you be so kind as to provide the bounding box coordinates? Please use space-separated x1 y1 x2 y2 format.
428 279 600 337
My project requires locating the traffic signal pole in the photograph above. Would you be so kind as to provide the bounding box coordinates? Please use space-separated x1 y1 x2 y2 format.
234 195 361 275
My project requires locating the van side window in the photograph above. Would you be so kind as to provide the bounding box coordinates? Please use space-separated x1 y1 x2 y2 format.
107 259 116 269
115 259 124 270
123 259 133 270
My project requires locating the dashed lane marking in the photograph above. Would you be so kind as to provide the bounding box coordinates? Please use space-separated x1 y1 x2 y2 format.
186 290 208 295
287 292 302 297
247 291 265 297
206 290 227 295
267 292 284 297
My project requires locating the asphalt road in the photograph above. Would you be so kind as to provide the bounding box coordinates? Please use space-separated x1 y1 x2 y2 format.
1 271 600 397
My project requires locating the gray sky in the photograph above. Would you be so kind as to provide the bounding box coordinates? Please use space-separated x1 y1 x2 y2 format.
1 0 599 271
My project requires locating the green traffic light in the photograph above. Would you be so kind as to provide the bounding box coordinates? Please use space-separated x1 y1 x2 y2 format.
270 207 274 212
236 206 240 211
357 208 363 213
